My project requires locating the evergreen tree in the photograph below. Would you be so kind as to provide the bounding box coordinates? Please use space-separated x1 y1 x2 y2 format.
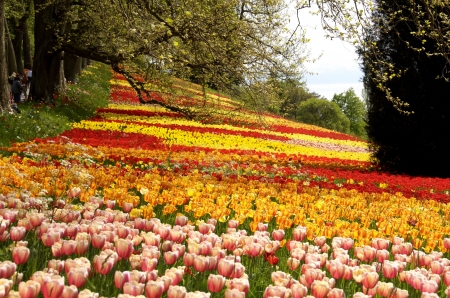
361 0 450 177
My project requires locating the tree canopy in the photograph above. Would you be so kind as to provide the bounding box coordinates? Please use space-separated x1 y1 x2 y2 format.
27 0 308 113
296 97 350 133
332 88 367 138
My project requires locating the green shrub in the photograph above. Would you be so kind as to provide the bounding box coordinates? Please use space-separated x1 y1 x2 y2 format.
296 97 350 134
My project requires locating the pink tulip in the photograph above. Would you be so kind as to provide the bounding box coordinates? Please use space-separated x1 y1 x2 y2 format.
382 261 398 279
314 236 326 247
165 268 183 286
272 229 285 241
145 280 164 298
61 285 78 298
164 251 179 265
229 278 249 294
61 240 77 256
42 278 65 298
328 260 345 279
327 288 345 298
141 257 158 272
310 280 331 298
207 274 225 292
48 259 65 273
218 259 235 278
362 271 379 289
376 282 395 297
93 255 115 275
183 252 195 267
75 239 90 255
19 280 40 298
123 280 144 296
422 279 439 293
290 283 307 298
175 216 188 227
193 256 209 272
263 285 286 298
392 288 409 298
225 288 245 298
12 246 30 265
115 271 131 289
287 257 301 271
341 238 354 250
376 249 390 263
230 262 245 279
156 225 171 240
158 275 173 292
371 238 390 250
10 226 26 241
167 285 187 298
122 202 134 213
115 239 133 259
430 260 445 275
244 242 263 257
91 234 106 249
67 267 88 288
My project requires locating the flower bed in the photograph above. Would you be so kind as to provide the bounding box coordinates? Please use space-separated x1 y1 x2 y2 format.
1 74 450 297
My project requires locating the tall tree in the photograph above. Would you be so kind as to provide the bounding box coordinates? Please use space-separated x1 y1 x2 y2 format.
0 0 10 113
332 88 367 138
29 0 307 110
360 0 450 177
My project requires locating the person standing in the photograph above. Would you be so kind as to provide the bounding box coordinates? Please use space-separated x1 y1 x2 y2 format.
11 76 23 104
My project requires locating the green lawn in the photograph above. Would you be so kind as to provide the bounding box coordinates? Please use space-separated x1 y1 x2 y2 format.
0 62 111 149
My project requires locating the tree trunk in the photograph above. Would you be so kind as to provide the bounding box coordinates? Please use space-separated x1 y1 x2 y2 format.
5 18 17 76
11 22 24 74
64 52 81 82
31 0 63 102
82 57 88 70
0 0 11 113
23 21 32 69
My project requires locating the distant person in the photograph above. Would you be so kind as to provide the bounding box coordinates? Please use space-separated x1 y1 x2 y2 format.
26 68 33 100
11 76 24 104
8 72 16 100
27 68 32 84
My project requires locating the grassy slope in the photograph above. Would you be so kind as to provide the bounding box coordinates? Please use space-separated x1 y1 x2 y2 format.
0 62 111 149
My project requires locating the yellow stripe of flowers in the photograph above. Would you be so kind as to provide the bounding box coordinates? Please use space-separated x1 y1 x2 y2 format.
97 112 368 149
72 120 370 161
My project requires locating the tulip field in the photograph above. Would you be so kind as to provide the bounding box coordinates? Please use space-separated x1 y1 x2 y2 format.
2 68 450 298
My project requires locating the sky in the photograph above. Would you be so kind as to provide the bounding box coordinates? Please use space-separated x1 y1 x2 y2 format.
294 8 364 100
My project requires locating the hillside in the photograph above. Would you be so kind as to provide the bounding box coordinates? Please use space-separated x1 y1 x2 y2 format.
1 69 450 297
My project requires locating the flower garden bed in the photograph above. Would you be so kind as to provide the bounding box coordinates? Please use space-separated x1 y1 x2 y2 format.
1 72 450 297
